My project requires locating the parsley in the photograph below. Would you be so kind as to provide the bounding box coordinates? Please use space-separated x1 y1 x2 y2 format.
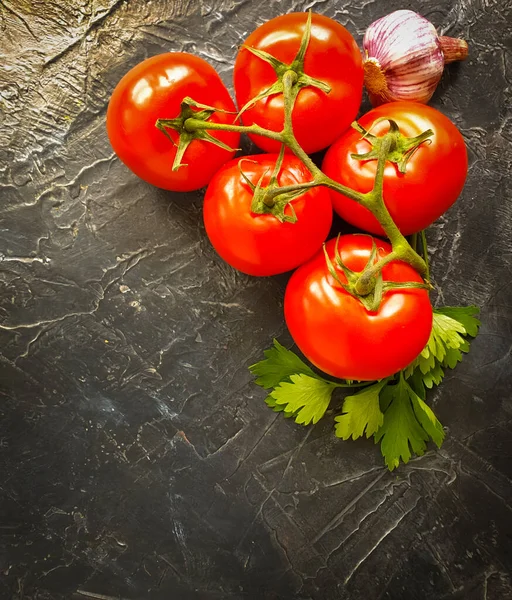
264 395 297 418
405 306 481 389
334 381 386 440
250 306 480 471
249 339 316 389
436 306 481 337
249 340 366 424
374 373 444 470
270 374 337 425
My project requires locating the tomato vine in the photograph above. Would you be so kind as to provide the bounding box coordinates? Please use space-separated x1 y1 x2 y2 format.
107 10 478 469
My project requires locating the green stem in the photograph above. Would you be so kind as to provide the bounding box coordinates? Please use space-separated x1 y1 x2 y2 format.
265 180 319 197
184 117 284 143
279 70 370 204
316 173 370 204
355 252 398 296
278 70 328 178
281 69 299 135
263 178 369 205
410 232 418 253
420 230 431 282
361 137 427 276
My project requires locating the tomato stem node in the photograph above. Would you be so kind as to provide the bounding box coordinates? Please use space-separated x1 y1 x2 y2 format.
351 118 434 174
236 11 331 118
155 97 240 170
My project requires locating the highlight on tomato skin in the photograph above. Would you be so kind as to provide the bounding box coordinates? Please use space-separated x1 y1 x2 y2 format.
322 101 468 236
203 154 333 277
284 234 433 381
106 52 240 192
233 12 363 154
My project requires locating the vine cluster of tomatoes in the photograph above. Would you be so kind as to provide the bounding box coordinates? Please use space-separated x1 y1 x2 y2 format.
106 12 469 388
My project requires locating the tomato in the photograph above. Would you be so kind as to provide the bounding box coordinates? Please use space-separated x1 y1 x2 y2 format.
284 235 433 381
203 154 332 276
322 101 468 236
233 13 363 154
107 53 240 192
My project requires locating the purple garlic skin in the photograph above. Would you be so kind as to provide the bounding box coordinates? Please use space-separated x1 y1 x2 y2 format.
363 9 469 106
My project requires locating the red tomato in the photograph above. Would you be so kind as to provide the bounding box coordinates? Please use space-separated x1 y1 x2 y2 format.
284 235 433 380
233 13 363 154
203 154 333 276
322 102 468 236
107 53 240 192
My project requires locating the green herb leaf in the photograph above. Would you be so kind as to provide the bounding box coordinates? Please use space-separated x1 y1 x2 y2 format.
374 376 431 470
435 305 481 338
334 381 386 440
264 395 296 418
410 391 445 448
420 362 445 389
249 339 316 389
405 306 481 382
270 374 336 425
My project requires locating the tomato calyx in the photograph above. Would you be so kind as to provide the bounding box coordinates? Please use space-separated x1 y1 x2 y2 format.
323 235 430 312
155 97 239 171
351 118 434 174
239 147 315 223
237 10 331 117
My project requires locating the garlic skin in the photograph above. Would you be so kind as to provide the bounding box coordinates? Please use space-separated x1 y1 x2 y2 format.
363 10 469 106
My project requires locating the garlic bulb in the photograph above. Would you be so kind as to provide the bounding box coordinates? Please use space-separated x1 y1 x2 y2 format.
363 10 469 106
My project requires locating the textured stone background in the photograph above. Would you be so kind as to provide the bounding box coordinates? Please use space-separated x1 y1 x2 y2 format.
0 0 511 598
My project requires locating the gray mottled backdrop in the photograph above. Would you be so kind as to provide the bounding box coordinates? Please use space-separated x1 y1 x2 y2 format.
0 1 511 599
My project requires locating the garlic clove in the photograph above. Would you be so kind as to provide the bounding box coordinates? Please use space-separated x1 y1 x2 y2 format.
363 9 469 106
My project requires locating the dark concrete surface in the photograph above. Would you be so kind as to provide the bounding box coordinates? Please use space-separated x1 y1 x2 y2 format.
0 0 511 598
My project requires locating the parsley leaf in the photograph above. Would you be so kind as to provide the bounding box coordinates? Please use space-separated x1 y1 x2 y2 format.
410 392 445 448
418 362 444 389
270 374 336 425
249 339 316 389
334 381 386 440
405 306 481 388
264 395 297 419
374 375 432 470
435 306 481 338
